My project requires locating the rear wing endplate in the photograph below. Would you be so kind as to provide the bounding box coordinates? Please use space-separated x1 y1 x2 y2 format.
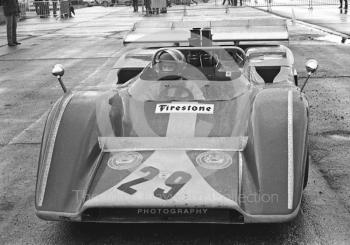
123 19 289 44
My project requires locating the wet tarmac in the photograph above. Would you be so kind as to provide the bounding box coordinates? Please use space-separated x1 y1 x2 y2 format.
0 4 350 245
260 5 350 38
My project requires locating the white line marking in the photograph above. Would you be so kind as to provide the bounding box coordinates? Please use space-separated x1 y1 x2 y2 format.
8 112 49 145
0 88 9 94
287 90 294 209
38 94 74 207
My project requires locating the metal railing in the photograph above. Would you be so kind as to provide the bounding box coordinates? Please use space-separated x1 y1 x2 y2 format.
31 0 61 17
244 0 338 7
29 0 74 18
173 0 337 7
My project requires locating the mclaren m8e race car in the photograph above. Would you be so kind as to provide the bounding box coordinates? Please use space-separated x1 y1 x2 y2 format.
35 19 318 223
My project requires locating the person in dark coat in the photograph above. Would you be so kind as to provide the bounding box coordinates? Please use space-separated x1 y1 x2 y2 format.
34 0 40 14
69 3 75 17
222 0 233 5
339 0 348 9
145 0 151 15
3 0 21 46
132 0 138 12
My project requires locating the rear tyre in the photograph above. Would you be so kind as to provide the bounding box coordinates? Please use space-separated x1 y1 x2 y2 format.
303 152 309 189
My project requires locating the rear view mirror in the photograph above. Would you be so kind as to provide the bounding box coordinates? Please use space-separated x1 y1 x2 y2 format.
301 59 318 92
51 64 67 93
52 64 65 77
305 59 318 75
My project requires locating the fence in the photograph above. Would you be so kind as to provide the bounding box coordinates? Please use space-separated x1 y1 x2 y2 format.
28 0 71 18
173 0 339 6
31 1 60 17
242 0 338 7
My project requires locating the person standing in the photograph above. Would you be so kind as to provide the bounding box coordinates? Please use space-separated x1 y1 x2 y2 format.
68 0 75 17
339 0 348 9
145 0 151 15
52 0 58 17
222 0 233 5
34 0 40 15
132 0 138 12
69 3 75 17
3 0 21 46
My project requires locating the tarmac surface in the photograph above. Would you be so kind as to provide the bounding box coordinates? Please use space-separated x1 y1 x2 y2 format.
263 5 350 38
0 3 350 245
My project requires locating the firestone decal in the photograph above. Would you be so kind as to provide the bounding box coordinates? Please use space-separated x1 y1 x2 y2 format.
155 103 214 114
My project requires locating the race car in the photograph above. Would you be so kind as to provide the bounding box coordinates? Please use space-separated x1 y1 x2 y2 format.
35 19 318 223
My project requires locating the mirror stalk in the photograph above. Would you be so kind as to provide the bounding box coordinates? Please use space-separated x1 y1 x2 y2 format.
300 72 311 92
57 76 67 93
301 59 318 92
52 64 67 93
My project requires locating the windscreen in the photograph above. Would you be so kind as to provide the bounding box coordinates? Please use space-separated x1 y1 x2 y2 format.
127 47 250 101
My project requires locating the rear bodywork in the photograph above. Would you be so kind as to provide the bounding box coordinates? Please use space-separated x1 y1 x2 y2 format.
35 20 309 223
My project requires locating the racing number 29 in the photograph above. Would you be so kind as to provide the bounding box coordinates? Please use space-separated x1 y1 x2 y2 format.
117 166 192 200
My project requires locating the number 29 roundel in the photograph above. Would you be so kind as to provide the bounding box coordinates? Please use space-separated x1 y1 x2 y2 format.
117 166 192 200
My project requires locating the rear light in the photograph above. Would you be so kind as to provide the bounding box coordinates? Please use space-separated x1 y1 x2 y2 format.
107 152 143 170
196 151 232 169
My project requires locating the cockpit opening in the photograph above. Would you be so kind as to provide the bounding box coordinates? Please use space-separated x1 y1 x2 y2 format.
140 47 245 82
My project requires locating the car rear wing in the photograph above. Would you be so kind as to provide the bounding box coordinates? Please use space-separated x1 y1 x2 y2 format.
98 137 248 152
123 18 289 45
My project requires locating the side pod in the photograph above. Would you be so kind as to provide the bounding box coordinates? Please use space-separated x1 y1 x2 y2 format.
243 88 308 217
35 92 104 220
